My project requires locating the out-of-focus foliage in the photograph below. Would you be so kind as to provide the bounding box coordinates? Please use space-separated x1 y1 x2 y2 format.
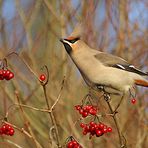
0 0 147 147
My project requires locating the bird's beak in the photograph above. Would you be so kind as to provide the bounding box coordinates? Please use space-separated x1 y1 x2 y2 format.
60 38 64 43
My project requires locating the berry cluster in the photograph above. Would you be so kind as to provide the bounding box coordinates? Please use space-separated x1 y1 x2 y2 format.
75 105 97 118
0 123 15 136
67 139 82 148
80 121 112 137
0 69 14 80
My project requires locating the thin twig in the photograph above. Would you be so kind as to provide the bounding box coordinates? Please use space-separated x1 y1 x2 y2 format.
104 94 126 148
3 121 34 139
114 95 124 114
14 91 43 148
41 75 65 148
6 103 50 116
4 139 23 148
50 76 65 111
6 52 38 78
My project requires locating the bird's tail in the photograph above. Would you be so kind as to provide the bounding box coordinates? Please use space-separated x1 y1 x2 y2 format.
135 79 148 87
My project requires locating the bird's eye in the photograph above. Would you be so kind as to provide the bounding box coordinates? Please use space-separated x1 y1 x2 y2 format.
65 37 80 44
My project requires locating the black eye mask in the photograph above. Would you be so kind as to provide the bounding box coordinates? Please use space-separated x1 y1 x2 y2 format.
64 37 80 44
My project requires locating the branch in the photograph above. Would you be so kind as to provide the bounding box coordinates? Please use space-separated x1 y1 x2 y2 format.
104 93 127 148
41 72 65 147
3 121 42 148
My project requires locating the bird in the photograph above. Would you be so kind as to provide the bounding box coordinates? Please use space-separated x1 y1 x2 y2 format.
60 36 148 95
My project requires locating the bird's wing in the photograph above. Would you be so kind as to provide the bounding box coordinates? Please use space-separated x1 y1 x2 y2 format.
94 52 147 76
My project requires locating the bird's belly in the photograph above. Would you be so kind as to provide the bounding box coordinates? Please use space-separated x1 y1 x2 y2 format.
72 53 134 92
78 61 133 91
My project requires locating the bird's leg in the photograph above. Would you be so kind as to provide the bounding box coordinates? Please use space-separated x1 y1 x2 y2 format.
129 87 136 98
104 93 111 101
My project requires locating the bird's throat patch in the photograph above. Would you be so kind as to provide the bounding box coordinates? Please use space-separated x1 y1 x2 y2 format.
63 43 72 54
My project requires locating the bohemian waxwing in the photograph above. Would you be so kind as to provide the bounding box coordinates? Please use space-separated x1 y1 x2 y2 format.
60 36 148 94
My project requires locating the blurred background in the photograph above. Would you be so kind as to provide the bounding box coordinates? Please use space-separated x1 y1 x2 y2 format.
0 0 148 148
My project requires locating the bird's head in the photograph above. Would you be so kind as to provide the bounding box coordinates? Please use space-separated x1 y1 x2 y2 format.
60 36 80 54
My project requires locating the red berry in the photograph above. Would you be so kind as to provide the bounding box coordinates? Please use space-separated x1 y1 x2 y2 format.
87 105 93 110
5 70 11 77
0 128 3 135
85 125 90 131
85 105 90 111
1 125 7 133
39 74 46 81
0 69 4 80
71 140 77 146
2 70 6 76
80 123 86 128
5 72 14 80
67 141 73 148
82 130 88 135
102 128 108 133
90 126 95 132
89 121 95 127
74 144 81 148
96 130 103 136
0 76 4 80
75 105 81 110
131 98 136 104
82 106 87 112
107 127 112 132
9 128 15 136
79 109 84 114
0 69 3 75
6 124 12 130
82 111 88 118
98 123 104 129
89 108 97 115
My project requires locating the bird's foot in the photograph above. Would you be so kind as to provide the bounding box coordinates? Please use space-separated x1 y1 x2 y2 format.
103 93 111 102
